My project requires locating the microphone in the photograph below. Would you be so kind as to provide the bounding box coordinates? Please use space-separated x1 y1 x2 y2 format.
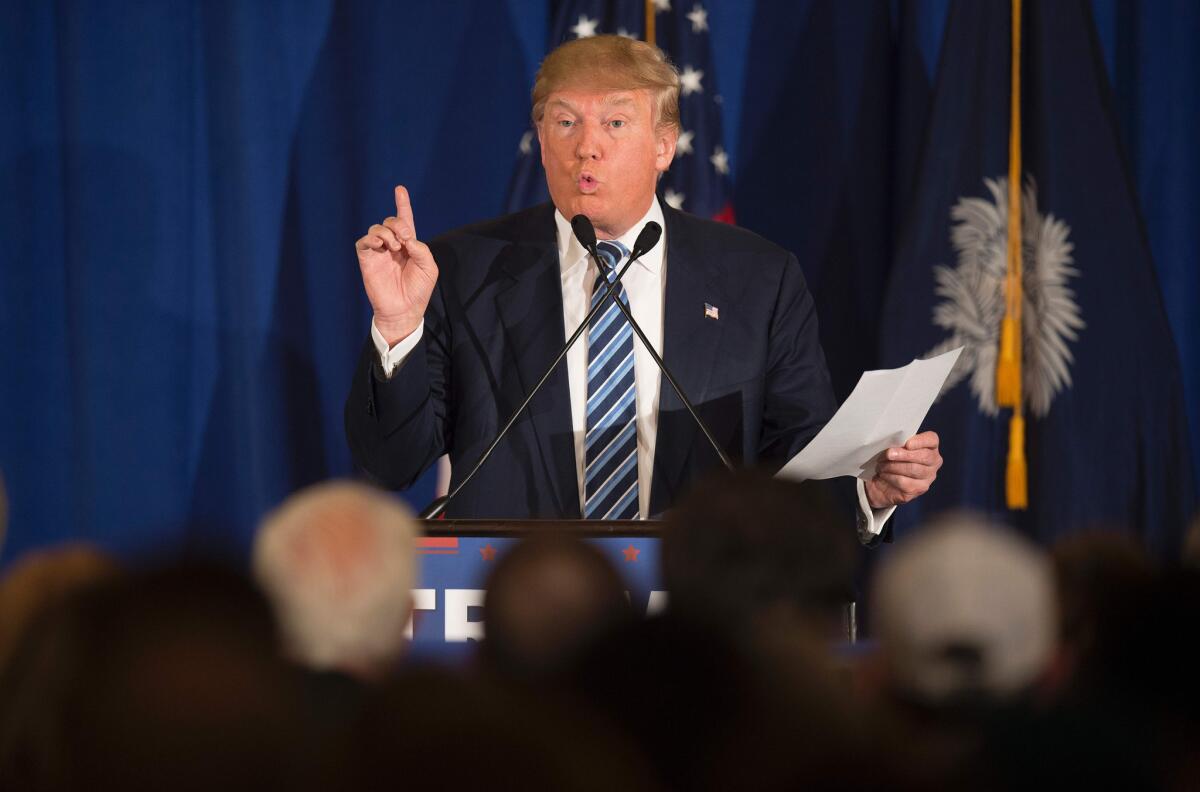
572 215 735 475
570 215 661 267
570 213 596 252
419 217 661 520
629 221 662 261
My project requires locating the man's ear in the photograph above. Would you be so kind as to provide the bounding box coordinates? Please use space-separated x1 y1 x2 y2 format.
654 126 678 173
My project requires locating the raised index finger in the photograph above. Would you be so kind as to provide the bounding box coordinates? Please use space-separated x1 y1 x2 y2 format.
394 185 416 237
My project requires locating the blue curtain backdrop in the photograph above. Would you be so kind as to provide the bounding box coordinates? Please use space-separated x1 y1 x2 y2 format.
2 0 1196 567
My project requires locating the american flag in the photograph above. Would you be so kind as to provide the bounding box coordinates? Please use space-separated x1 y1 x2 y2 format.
505 0 735 223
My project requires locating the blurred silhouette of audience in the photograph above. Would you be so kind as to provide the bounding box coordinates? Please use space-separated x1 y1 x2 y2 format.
254 480 417 682
863 513 1057 790
479 533 633 682
353 667 658 791
0 543 119 675
565 609 902 792
558 471 905 791
1049 530 1155 693
1 476 1196 792
869 512 1056 706
0 561 319 792
976 530 1199 791
662 469 857 642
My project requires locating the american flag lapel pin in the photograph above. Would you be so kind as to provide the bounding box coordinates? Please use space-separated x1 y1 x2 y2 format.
704 303 719 320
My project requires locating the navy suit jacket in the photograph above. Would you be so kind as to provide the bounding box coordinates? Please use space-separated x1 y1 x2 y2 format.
345 202 839 518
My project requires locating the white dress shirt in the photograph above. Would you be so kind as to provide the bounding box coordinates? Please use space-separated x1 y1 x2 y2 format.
556 199 666 520
371 198 892 534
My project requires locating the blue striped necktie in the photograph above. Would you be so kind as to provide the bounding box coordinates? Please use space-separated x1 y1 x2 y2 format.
584 240 639 520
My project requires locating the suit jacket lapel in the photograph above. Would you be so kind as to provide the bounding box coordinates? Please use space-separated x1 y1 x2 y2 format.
650 208 727 515
494 206 581 518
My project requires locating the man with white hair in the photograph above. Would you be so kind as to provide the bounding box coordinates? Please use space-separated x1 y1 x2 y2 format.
254 480 418 682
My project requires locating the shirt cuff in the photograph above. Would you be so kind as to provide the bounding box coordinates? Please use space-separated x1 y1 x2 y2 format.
371 319 424 378
856 478 896 543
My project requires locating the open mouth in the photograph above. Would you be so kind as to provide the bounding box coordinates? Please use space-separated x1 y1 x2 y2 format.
578 173 599 193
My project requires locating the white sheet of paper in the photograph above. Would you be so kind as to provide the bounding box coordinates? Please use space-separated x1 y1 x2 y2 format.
776 347 963 482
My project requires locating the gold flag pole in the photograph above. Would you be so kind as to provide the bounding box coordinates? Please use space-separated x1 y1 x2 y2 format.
645 0 655 45
997 0 1027 508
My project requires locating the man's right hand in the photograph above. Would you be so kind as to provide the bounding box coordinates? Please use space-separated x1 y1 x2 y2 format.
355 185 439 346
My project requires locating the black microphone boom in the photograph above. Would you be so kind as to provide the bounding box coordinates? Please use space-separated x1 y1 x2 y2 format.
628 221 661 261
570 213 597 252
575 216 735 475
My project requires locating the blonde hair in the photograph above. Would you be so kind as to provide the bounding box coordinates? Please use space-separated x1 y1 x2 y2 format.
532 35 681 132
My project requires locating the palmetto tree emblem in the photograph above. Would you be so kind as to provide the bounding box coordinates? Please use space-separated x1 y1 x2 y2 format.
924 177 1085 418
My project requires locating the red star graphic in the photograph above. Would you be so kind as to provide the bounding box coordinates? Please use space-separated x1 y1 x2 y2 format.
622 545 640 563
479 544 497 562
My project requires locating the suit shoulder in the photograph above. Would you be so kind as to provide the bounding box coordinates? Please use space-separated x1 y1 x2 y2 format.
668 209 793 261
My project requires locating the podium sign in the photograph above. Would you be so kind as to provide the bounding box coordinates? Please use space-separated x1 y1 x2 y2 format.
407 520 665 662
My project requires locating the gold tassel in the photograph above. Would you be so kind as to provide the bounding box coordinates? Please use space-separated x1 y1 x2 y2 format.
997 0 1023 410
1000 0 1027 510
1006 414 1028 508
996 315 1022 407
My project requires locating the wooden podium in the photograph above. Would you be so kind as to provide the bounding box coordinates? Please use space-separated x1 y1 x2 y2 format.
420 518 665 539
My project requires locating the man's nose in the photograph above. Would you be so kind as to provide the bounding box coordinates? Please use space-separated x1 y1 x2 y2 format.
576 121 602 159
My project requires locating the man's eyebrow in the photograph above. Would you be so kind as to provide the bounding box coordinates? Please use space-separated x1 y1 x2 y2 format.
546 95 637 113
601 95 636 107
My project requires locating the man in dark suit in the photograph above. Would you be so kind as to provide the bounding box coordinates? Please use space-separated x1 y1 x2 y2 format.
345 35 942 532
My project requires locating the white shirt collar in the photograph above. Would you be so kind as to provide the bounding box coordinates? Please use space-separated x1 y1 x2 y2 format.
554 196 666 276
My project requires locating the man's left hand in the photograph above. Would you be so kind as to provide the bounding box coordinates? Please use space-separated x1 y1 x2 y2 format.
864 431 942 509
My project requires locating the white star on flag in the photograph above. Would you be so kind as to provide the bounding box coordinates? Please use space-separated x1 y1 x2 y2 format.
664 188 685 209
710 145 729 175
616 27 635 39
518 130 533 155
675 129 694 155
686 4 709 33
679 66 704 96
571 14 598 38
652 0 671 12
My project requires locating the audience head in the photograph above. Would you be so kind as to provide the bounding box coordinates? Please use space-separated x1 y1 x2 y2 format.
254 480 418 681
568 610 891 791
662 470 857 638
0 561 314 792
481 533 632 680
357 668 656 791
1050 530 1155 690
0 543 119 674
870 512 1056 707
